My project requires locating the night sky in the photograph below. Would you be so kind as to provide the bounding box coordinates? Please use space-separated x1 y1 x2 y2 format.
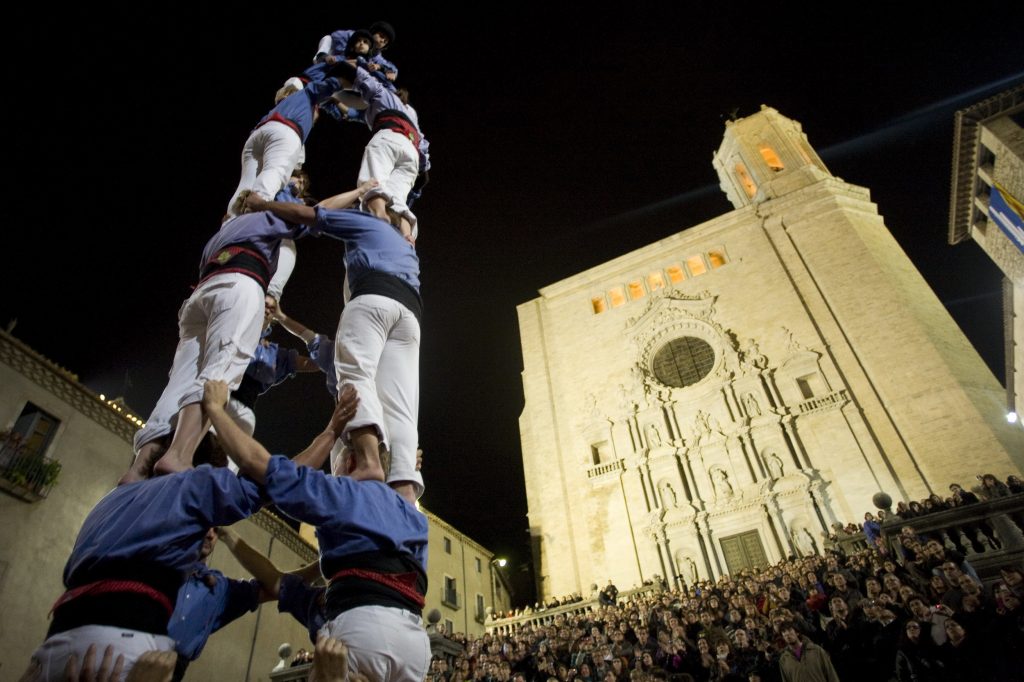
6 7 1023 603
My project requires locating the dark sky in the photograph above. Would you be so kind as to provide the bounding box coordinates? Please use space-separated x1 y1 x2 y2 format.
6 7 1023 602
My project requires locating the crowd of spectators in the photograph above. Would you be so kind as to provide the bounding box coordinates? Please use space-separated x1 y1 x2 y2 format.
430 476 1024 681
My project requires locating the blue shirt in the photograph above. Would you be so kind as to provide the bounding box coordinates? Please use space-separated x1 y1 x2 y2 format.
278 573 326 643
351 65 429 171
313 208 419 292
258 71 340 143
169 565 260 660
307 333 337 399
63 467 262 587
202 212 317 277
245 340 299 395
262 456 428 573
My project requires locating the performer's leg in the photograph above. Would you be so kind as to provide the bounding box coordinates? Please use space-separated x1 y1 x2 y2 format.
252 122 302 202
377 306 422 499
226 131 261 218
155 276 263 475
358 131 398 221
335 296 395 482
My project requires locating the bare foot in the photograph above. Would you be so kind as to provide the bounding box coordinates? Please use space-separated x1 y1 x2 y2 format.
153 451 194 477
118 439 168 485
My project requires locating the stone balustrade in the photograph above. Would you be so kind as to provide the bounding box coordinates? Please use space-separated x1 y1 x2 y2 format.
880 493 1024 580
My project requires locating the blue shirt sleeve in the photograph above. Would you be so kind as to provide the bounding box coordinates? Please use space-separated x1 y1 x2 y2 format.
278 574 326 643
182 466 263 528
215 576 262 629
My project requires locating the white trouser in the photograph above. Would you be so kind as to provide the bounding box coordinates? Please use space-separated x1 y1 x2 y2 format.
358 129 419 231
227 121 303 216
31 625 175 682
134 274 264 450
335 295 423 496
319 606 430 682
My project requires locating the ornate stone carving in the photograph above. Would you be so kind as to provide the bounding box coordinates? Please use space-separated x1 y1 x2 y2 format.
742 392 762 417
645 423 663 448
781 326 814 354
709 467 734 499
739 338 768 371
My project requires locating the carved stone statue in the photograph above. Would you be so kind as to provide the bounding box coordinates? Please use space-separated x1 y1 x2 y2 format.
742 392 762 417
767 453 784 479
681 556 698 583
710 468 734 498
792 527 817 556
646 423 663 447
616 383 635 414
660 481 678 508
740 338 768 370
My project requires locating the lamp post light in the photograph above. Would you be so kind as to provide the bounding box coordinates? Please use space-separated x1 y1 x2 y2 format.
489 557 507 619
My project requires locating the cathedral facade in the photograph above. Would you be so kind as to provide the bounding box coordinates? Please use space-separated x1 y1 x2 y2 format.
517 106 1024 599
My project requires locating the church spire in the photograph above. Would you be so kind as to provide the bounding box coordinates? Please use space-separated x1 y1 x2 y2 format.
713 105 832 209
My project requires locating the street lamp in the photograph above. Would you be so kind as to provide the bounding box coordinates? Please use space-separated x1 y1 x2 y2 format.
489 557 508 619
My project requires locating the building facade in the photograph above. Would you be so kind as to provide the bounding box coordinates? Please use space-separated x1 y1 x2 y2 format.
517 106 1024 600
949 84 1024 422
0 330 323 679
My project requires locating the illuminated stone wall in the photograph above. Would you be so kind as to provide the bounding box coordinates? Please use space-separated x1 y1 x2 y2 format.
518 107 1024 600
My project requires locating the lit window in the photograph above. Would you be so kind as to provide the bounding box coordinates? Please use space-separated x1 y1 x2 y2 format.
686 256 707 277
735 162 757 198
608 286 627 308
666 265 686 284
592 296 607 314
648 271 666 291
759 145 784 171
708 251 727 268
628 279 646 300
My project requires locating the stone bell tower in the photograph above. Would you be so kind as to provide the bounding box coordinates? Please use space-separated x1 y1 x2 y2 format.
517 105 1024 600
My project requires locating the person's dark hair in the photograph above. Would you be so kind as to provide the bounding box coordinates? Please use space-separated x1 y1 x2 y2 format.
369 21 396 47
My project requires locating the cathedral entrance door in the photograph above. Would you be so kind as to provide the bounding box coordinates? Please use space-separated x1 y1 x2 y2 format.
719 531 769 574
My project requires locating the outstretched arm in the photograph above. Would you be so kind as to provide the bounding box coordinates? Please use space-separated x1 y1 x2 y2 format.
317 179 378 210
216 526 284 601
291 386 358 470
203 381 273 484
268 298 316 344
245 194 317 226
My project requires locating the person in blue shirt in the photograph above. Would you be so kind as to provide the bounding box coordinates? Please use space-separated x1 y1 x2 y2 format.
245 190 423 498
202 379 429 682
225 61 348 218
266 298 339 400
126 181 375 484
29 449 263 682
331 60 429 244
167 528 263 681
